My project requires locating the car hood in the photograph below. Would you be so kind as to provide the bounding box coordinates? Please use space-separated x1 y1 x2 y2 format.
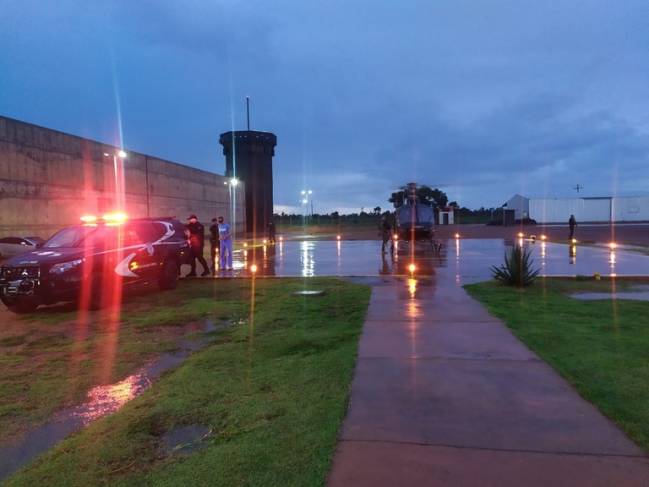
2 248 85 267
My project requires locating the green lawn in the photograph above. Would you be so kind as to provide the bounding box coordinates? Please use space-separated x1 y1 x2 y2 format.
0 281 250 441
465 278 649 451
5 278 370 486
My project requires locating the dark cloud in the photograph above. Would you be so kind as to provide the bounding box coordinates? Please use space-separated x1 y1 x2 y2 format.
2 0 649 211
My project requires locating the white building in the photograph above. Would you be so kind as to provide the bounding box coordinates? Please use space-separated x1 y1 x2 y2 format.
504 194 649 223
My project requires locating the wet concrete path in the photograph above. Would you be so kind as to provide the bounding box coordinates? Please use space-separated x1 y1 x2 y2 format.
328 274 649 486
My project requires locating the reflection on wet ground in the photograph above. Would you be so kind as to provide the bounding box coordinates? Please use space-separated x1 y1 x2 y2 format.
3 239 649 481
571 285 649 301
0 320 220 481
214 238 649 280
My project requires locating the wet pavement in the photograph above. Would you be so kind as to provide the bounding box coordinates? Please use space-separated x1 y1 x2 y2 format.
213 238 649 279
0 320 220 481
327 246 649 486
4 238 649 483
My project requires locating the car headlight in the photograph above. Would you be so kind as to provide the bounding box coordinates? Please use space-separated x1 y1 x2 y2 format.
49 259 84 274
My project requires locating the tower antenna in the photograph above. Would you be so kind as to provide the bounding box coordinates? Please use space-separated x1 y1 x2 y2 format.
246 96 250 131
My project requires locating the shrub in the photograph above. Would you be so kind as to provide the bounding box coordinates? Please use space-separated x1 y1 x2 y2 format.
491 244 540 287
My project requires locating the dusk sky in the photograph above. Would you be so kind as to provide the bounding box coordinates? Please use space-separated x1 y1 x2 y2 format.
2 0 649 213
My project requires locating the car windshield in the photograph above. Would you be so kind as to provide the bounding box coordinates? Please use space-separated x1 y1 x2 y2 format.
43 226 98 248
43 224 145 250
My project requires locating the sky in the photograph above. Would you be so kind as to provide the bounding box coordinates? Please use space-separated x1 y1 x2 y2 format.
2 0 649 213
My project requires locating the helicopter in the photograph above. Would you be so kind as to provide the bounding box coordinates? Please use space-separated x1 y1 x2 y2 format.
390 182 443 253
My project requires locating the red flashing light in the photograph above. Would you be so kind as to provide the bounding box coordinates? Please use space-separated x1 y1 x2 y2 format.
80 215 97 223
103 212 128 223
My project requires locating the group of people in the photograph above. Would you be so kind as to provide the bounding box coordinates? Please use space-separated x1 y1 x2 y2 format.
185 215 233 276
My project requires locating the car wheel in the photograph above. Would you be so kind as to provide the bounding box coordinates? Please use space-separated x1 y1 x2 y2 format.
159 259 179 290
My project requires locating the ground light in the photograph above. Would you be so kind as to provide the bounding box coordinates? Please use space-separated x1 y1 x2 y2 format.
572 238 578 244
609 242 617 250
517 232 524 238
250 264 258 273
336 235 341 240
454 233 460 239
80 215 97 223
540 234 547 240
393 234 399 240
408 263 416 274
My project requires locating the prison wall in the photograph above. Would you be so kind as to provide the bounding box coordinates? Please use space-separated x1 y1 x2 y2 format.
0 116 245 238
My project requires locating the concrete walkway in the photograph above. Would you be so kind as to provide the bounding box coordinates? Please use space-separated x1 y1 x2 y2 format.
328 276 649 486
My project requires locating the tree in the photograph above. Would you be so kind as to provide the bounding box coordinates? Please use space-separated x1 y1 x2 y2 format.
388 184 449 208
373 206 381 215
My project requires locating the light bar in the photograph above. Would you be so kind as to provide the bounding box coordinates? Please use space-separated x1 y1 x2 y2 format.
80 215 97 223
103 212 128 223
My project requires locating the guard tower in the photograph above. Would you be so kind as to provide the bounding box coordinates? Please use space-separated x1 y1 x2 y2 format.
219 130 277 236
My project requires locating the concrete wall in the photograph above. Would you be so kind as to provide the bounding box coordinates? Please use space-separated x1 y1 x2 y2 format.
0 116 245 238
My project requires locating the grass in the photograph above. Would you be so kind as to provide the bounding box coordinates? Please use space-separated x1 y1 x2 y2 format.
5 278 370 486
465 278 649 451
0 281 257 441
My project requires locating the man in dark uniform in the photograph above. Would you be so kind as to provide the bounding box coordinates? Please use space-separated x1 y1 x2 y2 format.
186 215 210 277
568 214 577 240
379 215 393 254
209 218 220 274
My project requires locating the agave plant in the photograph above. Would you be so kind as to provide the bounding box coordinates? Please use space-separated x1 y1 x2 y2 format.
491 244 540 287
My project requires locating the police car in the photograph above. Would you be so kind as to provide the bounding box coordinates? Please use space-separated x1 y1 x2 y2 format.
0 213 190 313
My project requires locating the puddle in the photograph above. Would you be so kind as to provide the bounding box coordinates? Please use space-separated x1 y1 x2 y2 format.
0 319 225 481
571 291 649 302
160 424 212 455
292 290 325 296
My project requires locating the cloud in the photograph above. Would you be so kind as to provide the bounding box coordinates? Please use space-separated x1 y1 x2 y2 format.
3 1 649 212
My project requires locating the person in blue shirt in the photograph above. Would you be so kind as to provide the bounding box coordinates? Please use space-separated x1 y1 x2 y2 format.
217 216 233 270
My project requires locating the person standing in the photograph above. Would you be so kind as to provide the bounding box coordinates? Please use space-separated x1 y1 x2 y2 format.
379 215 393 254
209 218 220 274
186 215 210 277
218 216 233 270
568 214 577 240
268 220 276 244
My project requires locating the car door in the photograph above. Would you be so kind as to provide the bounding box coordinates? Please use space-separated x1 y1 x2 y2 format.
120 222 160 282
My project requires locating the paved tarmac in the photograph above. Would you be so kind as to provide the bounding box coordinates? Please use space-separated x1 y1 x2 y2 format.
327 273 649 486
213 238 649 278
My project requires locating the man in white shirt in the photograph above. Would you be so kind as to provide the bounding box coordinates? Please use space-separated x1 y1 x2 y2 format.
217 216 233 270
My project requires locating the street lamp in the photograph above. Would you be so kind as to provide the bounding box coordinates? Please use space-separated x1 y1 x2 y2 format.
103 150 127 212
301 189 314 218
